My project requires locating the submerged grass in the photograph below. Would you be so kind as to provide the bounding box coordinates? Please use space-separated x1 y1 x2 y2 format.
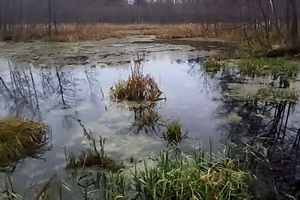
163 121 186 145
0 118 49 167
110 62 163 102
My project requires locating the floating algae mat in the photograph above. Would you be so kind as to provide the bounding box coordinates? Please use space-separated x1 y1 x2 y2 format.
227 83 300 103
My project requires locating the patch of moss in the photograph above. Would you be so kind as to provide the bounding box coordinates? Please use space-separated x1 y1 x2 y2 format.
0 118 49 167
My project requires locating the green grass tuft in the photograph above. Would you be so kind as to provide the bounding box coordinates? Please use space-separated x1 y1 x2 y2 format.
163 121 186 145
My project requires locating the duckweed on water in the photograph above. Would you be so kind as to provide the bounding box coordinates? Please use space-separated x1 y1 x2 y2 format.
228 83 299 103
0 118 49 167
110 62 164 102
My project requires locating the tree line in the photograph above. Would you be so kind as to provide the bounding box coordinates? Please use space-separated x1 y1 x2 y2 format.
0 0 299 45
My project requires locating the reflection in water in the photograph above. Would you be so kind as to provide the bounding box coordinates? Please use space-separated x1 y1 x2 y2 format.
183 57 219 93
219 69 300 198
0 174 20 199
0 55 222 199
128 102 167 135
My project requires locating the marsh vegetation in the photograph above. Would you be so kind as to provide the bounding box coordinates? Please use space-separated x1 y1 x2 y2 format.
0 118 49 170
110 61 164 102
0 2 299 195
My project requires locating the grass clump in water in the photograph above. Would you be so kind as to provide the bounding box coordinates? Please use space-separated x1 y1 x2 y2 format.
0 118 49 167
110 62 163 102
66 150 122 172
163 121 186 145
98 150 255 200
65 128 122 172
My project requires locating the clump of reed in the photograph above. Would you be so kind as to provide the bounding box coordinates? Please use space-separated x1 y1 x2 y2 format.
66 149 122 172
66 122 122 171
163 121 187 145
110 62 163 102
0 118 49 167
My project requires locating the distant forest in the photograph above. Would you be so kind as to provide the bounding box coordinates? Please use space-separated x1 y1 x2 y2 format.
0 0 299 45
0 0 299 24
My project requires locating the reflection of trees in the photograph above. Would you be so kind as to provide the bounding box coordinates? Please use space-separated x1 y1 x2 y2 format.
218 70 300 198
0 60 102 121
181 57 218 93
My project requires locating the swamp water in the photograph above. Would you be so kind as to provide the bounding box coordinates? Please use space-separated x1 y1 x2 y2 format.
0 37 300 199
0 38 223 199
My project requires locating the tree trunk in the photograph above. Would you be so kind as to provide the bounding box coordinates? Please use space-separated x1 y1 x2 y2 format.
290 0 299 45
48 0 52 36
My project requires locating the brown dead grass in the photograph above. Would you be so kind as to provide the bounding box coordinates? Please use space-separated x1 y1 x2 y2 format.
0 23 238 42
110 61 163 102
0 118 49 167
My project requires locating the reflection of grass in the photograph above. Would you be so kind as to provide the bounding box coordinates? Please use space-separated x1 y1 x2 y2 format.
110 62 163 102
0 118 49 167
130 105 163 134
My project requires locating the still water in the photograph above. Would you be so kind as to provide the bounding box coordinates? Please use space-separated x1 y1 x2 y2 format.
0 51 223 198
